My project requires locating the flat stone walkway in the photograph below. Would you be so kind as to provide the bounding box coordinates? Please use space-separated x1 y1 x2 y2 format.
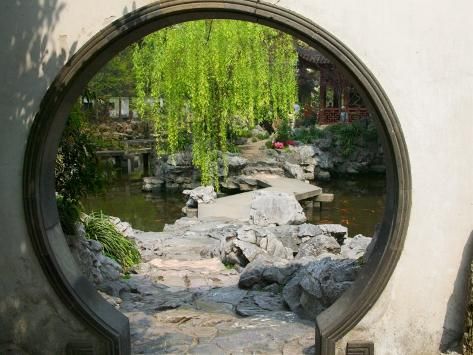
199 174 322 221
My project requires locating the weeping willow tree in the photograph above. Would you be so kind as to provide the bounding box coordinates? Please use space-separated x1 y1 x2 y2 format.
133 20 298 187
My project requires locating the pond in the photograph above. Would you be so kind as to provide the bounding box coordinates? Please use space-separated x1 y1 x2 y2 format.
82 175 385 237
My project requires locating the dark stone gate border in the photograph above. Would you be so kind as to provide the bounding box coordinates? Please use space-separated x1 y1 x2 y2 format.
23 1 411 354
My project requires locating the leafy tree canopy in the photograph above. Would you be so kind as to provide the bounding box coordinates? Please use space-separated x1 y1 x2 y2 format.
88 46 136 98
132 20 298 187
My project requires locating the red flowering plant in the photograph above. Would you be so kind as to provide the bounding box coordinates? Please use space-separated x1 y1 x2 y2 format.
273 141 285 149
285 140 296 146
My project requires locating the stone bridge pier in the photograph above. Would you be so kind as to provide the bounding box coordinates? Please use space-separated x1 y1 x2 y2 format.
1 1 472 354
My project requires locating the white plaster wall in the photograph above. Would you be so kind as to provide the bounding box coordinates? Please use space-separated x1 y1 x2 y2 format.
276 1 473 353
1 0 472 353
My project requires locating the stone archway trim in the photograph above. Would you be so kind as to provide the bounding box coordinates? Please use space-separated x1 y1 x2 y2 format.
23 1 411 354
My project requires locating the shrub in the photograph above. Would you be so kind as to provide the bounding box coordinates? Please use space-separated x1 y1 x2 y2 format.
327 122 363 157
82 212 141 270
56 195 81 235
55 103 112 233
256 132 269 140
274 119 292 142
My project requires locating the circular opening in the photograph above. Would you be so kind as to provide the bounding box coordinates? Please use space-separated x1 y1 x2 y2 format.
23 1 411 354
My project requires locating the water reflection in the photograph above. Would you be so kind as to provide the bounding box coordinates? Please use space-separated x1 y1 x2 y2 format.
83 176 385 236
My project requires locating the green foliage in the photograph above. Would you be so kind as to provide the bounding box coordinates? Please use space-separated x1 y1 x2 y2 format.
327 122 363 157
56 195 81 235
88 46 136 98
82 212 141 270
133 20 298 188
224 262 235 270
292 126 326 144
256 132 270 140
55 103 112 233
55 104 105 201
274 119 292 142
362 122 379 142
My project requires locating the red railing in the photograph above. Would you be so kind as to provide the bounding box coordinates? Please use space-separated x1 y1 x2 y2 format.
317 107 369 125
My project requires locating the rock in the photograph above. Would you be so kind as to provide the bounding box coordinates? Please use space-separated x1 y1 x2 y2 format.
302 172 315 181
68 223 131 297
109 217 135 239
315 151 334 170
281 270 305 316
239 255 300 289
251 125 268 137
97 253 122 282
226 153 249 169
318 224 348 242
236 291 288 316
345 162 362 174
167 151 193 166
220 226 293 267
298 223 323 238
142 177 163 192
268 225 301 251
313 138 332 150
341 234 372 259
263 283 281 293
283 258 360 319
303 164 316 173
182 206 198 218
283 161 305 180
220 179 240 190
233 239 264 263
249 190 306 226
242 160 285 176
235 176 260 191
316 170 331 181
296 235 341 259
293 145 317 164
183 185 217 207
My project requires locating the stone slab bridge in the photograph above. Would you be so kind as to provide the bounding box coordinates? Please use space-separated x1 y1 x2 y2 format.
199 174 331 221
1 1 472 355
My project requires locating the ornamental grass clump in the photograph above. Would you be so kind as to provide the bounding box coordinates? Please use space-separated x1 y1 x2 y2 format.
82 212 141 270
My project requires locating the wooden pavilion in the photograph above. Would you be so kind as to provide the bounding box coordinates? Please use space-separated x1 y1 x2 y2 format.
297 46 369 124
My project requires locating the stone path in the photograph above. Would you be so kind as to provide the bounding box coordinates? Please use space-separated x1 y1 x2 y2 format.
198 174 322 221
117 217 316 354
238 139 268 161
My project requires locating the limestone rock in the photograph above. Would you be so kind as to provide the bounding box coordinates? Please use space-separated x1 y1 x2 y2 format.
183 185 217 207
283 258 360 319
293 145 317 164
167 151 193 166
283 161 305 180
68 223 128 297
239 255 299 289
249 190 306 226
318 224 348 242
220 226 293 267
298 223 323 238
109 217 135 239
296 235 341 259
341 234 372 259
226 153 249 169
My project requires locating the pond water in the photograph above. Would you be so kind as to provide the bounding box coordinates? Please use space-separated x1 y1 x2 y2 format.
82 175 385 237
